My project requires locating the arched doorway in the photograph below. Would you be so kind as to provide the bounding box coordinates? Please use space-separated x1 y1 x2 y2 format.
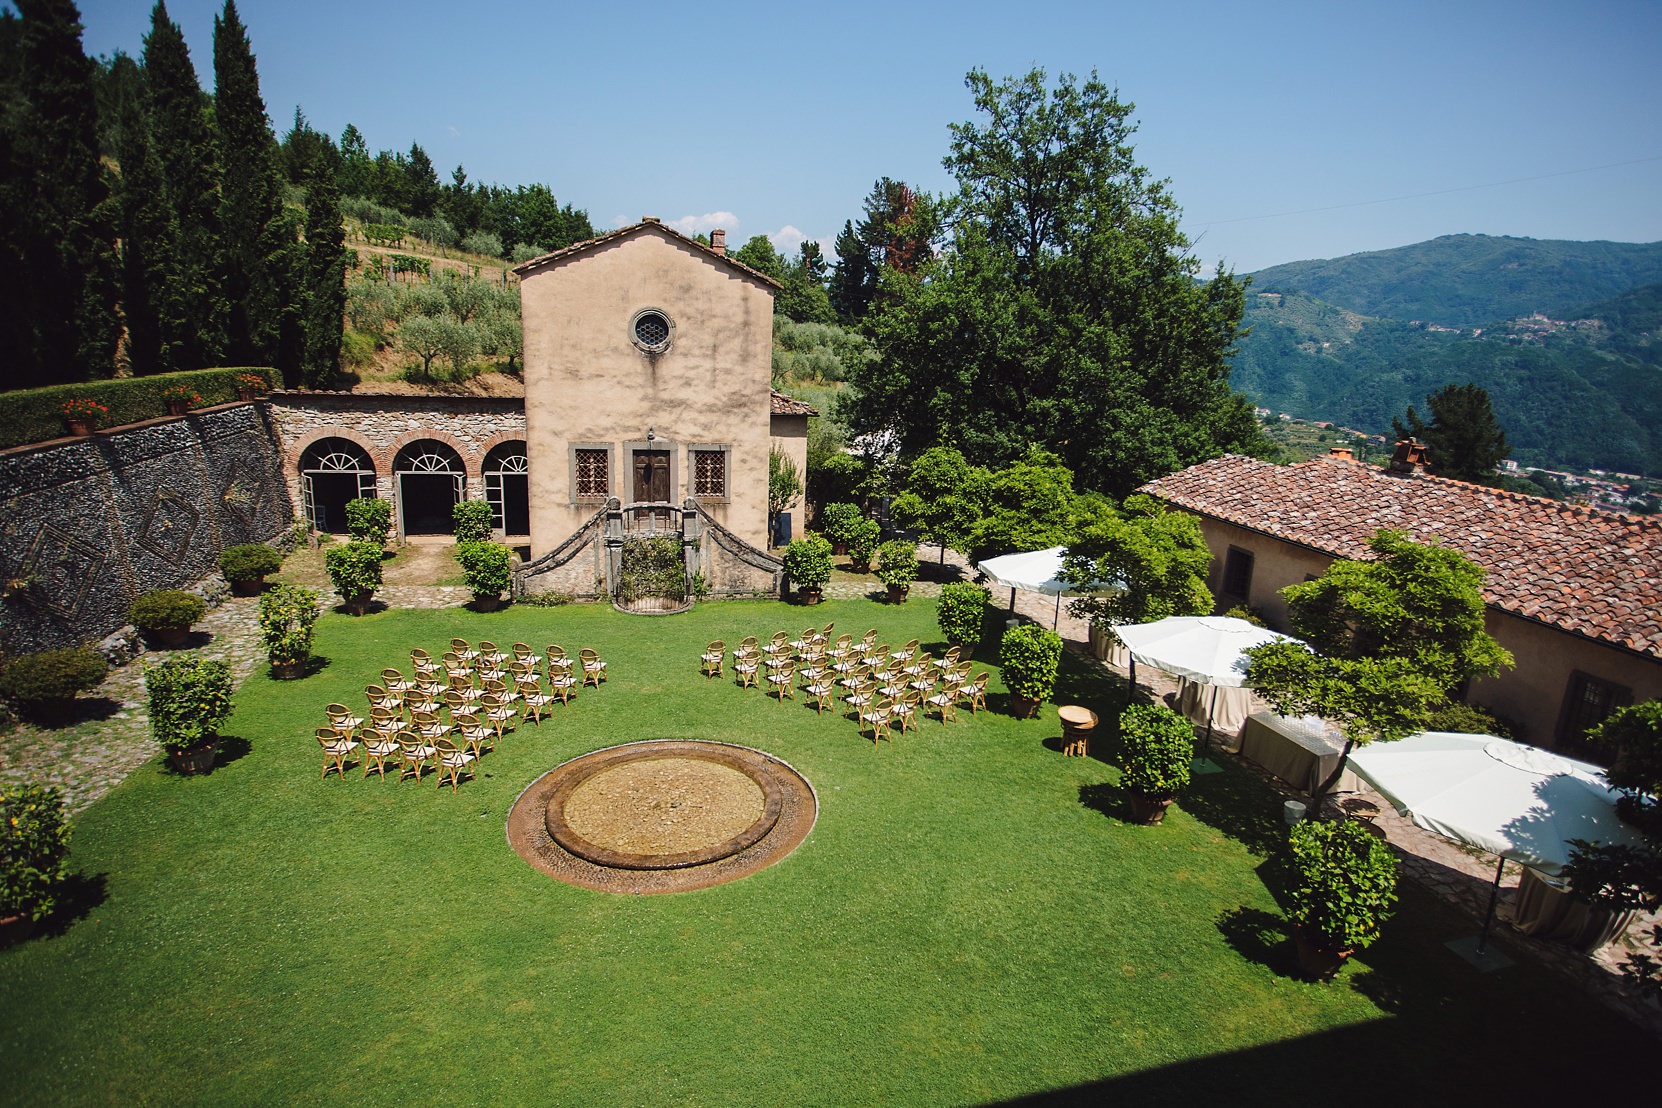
299 438 377 534
483 441 530 538
393 441 465 536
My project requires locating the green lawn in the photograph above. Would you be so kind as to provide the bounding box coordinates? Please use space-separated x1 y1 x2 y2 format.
0 597 1648 1105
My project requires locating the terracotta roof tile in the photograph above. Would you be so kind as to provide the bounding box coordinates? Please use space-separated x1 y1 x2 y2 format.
770 390 818 416
1141 454 1662 660
511 219 783 288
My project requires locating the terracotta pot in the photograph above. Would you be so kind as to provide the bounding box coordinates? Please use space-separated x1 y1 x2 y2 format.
65 418 93 437
168 738 219 776
1292 925 1353 981
798 586 823 606
269 659 306 680
344 590 374 616
149 626 191 648
1128 791 1175 825
887 583 910 604
0 913 39 947
473 593 502 612
832 541 848 555
229 576 265 597
237 387 257 401
1011 695 1041 719
849 559 872 574
166 399 189 416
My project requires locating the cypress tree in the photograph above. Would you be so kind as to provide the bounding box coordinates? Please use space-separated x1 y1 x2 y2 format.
10 0 121 385
301 144 345 389
117 83 186 375
143 0 226 369
213 0 290 372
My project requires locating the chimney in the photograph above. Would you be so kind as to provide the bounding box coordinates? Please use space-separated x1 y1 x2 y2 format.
1387 439 1430 476
1328 446 1354 461
710 228 726 256
642 216 660 224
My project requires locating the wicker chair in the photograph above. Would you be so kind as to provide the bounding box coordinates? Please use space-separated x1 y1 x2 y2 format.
765 660 797 703
317 726 359 780
579 648 607 688
700 640 726 679
860 696 895 743
432 736 475 792
518 678 556 724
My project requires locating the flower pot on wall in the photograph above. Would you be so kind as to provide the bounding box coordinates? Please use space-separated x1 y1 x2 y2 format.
65 418 93 437
166 400 189 417
237 387 257 401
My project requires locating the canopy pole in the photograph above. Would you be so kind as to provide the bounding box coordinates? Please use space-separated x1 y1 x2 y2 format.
1053 591 1061 630
1009 587 1017 613
1202 684 1219 760
1476 855 1506 956
1126 659 1136 709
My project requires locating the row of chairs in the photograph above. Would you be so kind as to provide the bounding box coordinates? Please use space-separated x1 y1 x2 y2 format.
314 639 609 790
702 627 990 743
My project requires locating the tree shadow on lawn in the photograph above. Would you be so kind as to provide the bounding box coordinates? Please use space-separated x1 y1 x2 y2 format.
263 656 330 680
1180 757 1292 859
36 870 108 939
331 599 389 616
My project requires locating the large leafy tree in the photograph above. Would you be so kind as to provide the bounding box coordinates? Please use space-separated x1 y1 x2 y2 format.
143 0 226 369
1062 494 1213 627
847 69 1260 498
890 446 990 562
0 0 122 386
214 0 297 377
964 445 1078 562
1392 382 1510 483
1246 530 1514 812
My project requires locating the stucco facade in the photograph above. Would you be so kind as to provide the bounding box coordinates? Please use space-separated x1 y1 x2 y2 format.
517 221 778 556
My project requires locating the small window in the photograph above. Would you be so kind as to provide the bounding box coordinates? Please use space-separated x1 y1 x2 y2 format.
1222 546 1254 601
1556 671 1631 751
574 448 609 500
630 308 674 354
692 448 728 500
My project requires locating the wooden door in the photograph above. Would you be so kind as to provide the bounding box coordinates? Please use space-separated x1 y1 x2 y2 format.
633 450 670 503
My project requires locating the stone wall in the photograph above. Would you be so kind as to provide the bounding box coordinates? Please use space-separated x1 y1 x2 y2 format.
265 390 527 524
0 402 292 652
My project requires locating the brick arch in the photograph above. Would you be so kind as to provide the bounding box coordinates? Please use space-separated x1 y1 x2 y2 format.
386 428 477 479
477 430 529 467
288 426 380 475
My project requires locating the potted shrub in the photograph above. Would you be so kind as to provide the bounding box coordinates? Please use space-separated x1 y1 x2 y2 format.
0 784 72 944
324 540 384 615
129 589 208 648
453 499 494 544
145 654 234 775
999 623 1062 718
876 539 918 603
937 582 990 652
234 371 267 401
1286 818 1399 980
1118 703 1195 824
781 535 833 605
846 518 881 573
160 383 202 416
819 502 862 555
218 543 281 596
344 497 392 548
456 541 512 610
0 645 108 725
61 397 108 436
259 584 320 679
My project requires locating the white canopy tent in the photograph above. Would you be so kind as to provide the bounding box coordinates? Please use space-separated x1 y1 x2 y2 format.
1112 616 1296 755
1349 731 1650 955
976 547 1118 629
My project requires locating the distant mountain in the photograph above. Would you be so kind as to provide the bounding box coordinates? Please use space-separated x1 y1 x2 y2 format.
1230 278 1662 475
1247 234 1662 328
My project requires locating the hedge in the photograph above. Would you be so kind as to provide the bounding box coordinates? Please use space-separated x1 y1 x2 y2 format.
0 368 275 451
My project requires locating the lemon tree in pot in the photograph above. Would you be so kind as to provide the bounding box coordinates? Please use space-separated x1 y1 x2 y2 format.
845 518 881 573
456 542 512 610
129 589 207 648
819 502 862 555
0 784 71 945
324 540 383 615
259 584 320 679
145 654 234 775
937 582 990 654
1286 818 1398 980
781 535 833 604
345 497 393 549
1118 703 1194 824
218 543 281 596
876 539 918 603
0 645 108 724
999 623 1061 718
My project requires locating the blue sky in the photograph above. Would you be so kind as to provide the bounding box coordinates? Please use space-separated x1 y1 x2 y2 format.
78 0 1662 274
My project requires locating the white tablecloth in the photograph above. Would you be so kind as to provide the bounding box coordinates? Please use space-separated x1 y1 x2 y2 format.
1238 712 1361 795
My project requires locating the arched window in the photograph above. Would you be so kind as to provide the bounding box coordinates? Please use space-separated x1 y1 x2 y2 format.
298 437 376 533
393 440 465 536
483 441 529 537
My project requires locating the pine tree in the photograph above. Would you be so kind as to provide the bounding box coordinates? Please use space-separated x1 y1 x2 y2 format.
9 0 121 384
301 144 346 389
404 142 440 218
117 82 186 375
828 219 873 324
143 0 226 369
337 122 370 197
213 0 292 372
1392 382 1510 483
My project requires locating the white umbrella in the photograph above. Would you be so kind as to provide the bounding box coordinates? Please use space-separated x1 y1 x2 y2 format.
976 547 1119 629
1349 731 1649 953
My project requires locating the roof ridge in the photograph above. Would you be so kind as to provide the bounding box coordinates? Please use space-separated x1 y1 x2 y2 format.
511 220 783 288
